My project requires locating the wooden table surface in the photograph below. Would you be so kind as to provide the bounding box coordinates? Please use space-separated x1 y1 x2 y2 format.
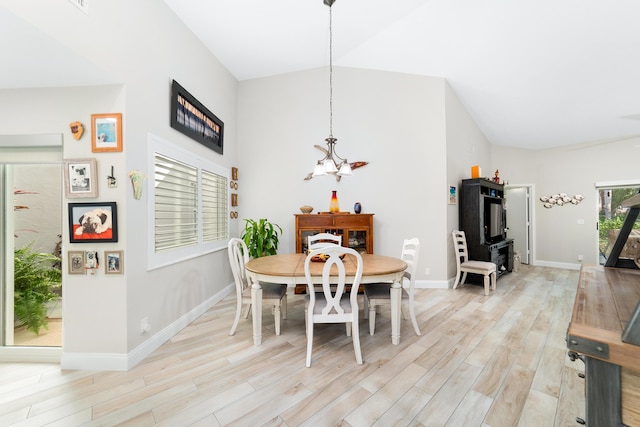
568 264 640 369
245 253 408 282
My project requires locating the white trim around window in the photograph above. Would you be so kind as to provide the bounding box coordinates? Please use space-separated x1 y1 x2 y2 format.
147 133 229 270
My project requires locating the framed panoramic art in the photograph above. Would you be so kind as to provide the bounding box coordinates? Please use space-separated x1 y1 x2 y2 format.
91 113 123 152
64 158 98 198
170 79 224 154
68 201 118 243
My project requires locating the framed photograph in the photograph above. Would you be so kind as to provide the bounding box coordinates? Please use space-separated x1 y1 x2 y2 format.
231 167 238 181
170 80 224 154
64 158 98 198
91 113 123 152
449 185 457 205
68 251 85 274
68 202 118 243
231 193 238 206
105 250 124 274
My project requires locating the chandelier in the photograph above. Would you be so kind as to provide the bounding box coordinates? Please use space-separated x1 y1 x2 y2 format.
311 0 353 178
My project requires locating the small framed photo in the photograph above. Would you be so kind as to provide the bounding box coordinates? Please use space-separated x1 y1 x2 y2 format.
231 167 238 181
449 185 457 205
64 158 98 198
91 113 123 152
69 202 118 243
105 250 124 274
231 193 238 206
68 251 85 274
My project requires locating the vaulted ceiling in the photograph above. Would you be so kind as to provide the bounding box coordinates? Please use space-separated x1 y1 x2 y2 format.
3 1 640 150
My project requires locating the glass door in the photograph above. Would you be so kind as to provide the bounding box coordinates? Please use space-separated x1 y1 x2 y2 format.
1 161 62 350
597 183 640 265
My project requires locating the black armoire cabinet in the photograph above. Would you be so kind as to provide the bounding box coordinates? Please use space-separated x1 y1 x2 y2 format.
459 178 513 276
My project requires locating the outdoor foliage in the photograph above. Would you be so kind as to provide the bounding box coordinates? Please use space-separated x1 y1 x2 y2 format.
14 243 61 334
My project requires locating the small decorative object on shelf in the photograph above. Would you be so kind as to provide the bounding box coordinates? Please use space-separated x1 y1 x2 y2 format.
354 202 362 214
329 190 340 213
493 169 500 183
300 205 314 214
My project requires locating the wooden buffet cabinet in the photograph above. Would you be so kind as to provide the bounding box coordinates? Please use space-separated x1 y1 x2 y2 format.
294 213 374 254
294 213 374 293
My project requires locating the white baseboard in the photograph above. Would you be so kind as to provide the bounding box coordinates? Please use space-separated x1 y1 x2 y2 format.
533 260 582 270
60 283 234 371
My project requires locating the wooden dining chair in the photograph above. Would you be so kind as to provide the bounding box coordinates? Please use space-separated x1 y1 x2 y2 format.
227 238 287 337
363 237 421 336
307 232 342 252
452 230 497 296
304 245 363 367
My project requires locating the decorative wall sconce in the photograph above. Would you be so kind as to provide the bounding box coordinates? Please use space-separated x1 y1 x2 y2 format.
540 193 584 209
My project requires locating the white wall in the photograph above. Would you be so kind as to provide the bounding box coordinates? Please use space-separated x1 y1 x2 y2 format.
238 67 453 282
444 83 493 279
2 0 238 369
491 136 640 267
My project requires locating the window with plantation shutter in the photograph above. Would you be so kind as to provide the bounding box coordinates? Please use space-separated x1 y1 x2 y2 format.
148 133 229 270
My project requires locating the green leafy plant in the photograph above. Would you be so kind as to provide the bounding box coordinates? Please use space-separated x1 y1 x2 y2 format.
14 243 61 334
241 218 283 258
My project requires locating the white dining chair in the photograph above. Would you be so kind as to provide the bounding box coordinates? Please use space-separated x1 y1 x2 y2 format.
307 232 342 252
304 245 363 367
452 230 497 296
227 238 287 337
363 237 421 336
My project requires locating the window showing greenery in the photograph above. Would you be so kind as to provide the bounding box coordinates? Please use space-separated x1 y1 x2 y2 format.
598 186 640 264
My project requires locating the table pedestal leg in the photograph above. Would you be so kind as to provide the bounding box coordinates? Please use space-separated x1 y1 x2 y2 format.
251 285 262 346
390 283 401 345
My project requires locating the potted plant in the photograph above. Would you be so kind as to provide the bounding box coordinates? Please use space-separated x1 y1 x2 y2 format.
241 218 283 258
14 243 62 334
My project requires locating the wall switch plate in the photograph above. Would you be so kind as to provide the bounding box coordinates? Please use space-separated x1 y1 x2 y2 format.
425 267 431 276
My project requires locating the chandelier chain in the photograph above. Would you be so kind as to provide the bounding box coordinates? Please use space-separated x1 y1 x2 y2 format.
329 3 333 138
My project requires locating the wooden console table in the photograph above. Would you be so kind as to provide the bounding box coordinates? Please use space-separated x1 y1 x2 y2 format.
567 264 640 426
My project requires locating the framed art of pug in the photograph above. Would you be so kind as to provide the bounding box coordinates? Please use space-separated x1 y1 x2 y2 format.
68 202 118 243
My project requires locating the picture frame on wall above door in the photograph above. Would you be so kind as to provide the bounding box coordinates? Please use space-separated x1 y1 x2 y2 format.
63 158 98 198
91 113 123 152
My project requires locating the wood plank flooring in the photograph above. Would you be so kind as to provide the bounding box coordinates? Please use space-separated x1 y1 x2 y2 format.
0 265 586 426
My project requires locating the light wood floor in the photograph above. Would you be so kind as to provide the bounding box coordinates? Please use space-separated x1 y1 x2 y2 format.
0 265 585 426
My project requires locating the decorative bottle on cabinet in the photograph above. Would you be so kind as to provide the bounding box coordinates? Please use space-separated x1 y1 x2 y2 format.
329 190 340 213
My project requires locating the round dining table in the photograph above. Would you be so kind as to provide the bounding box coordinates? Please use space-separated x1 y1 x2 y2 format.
244 253 407 346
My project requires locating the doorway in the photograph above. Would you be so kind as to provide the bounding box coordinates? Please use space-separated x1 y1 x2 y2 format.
0 135 63 360
505 185 533 265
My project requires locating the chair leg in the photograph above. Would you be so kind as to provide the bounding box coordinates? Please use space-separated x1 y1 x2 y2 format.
229 300 243 336
369 303 377 335
351 318 363 365
274 304 281 336
346 322 352 336
407 297 421 336
483 274 490 296
305 313 314 367
491 271 497 290
453 272 460 289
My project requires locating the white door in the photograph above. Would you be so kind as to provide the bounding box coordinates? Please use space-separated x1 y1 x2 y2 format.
505 186 531 264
